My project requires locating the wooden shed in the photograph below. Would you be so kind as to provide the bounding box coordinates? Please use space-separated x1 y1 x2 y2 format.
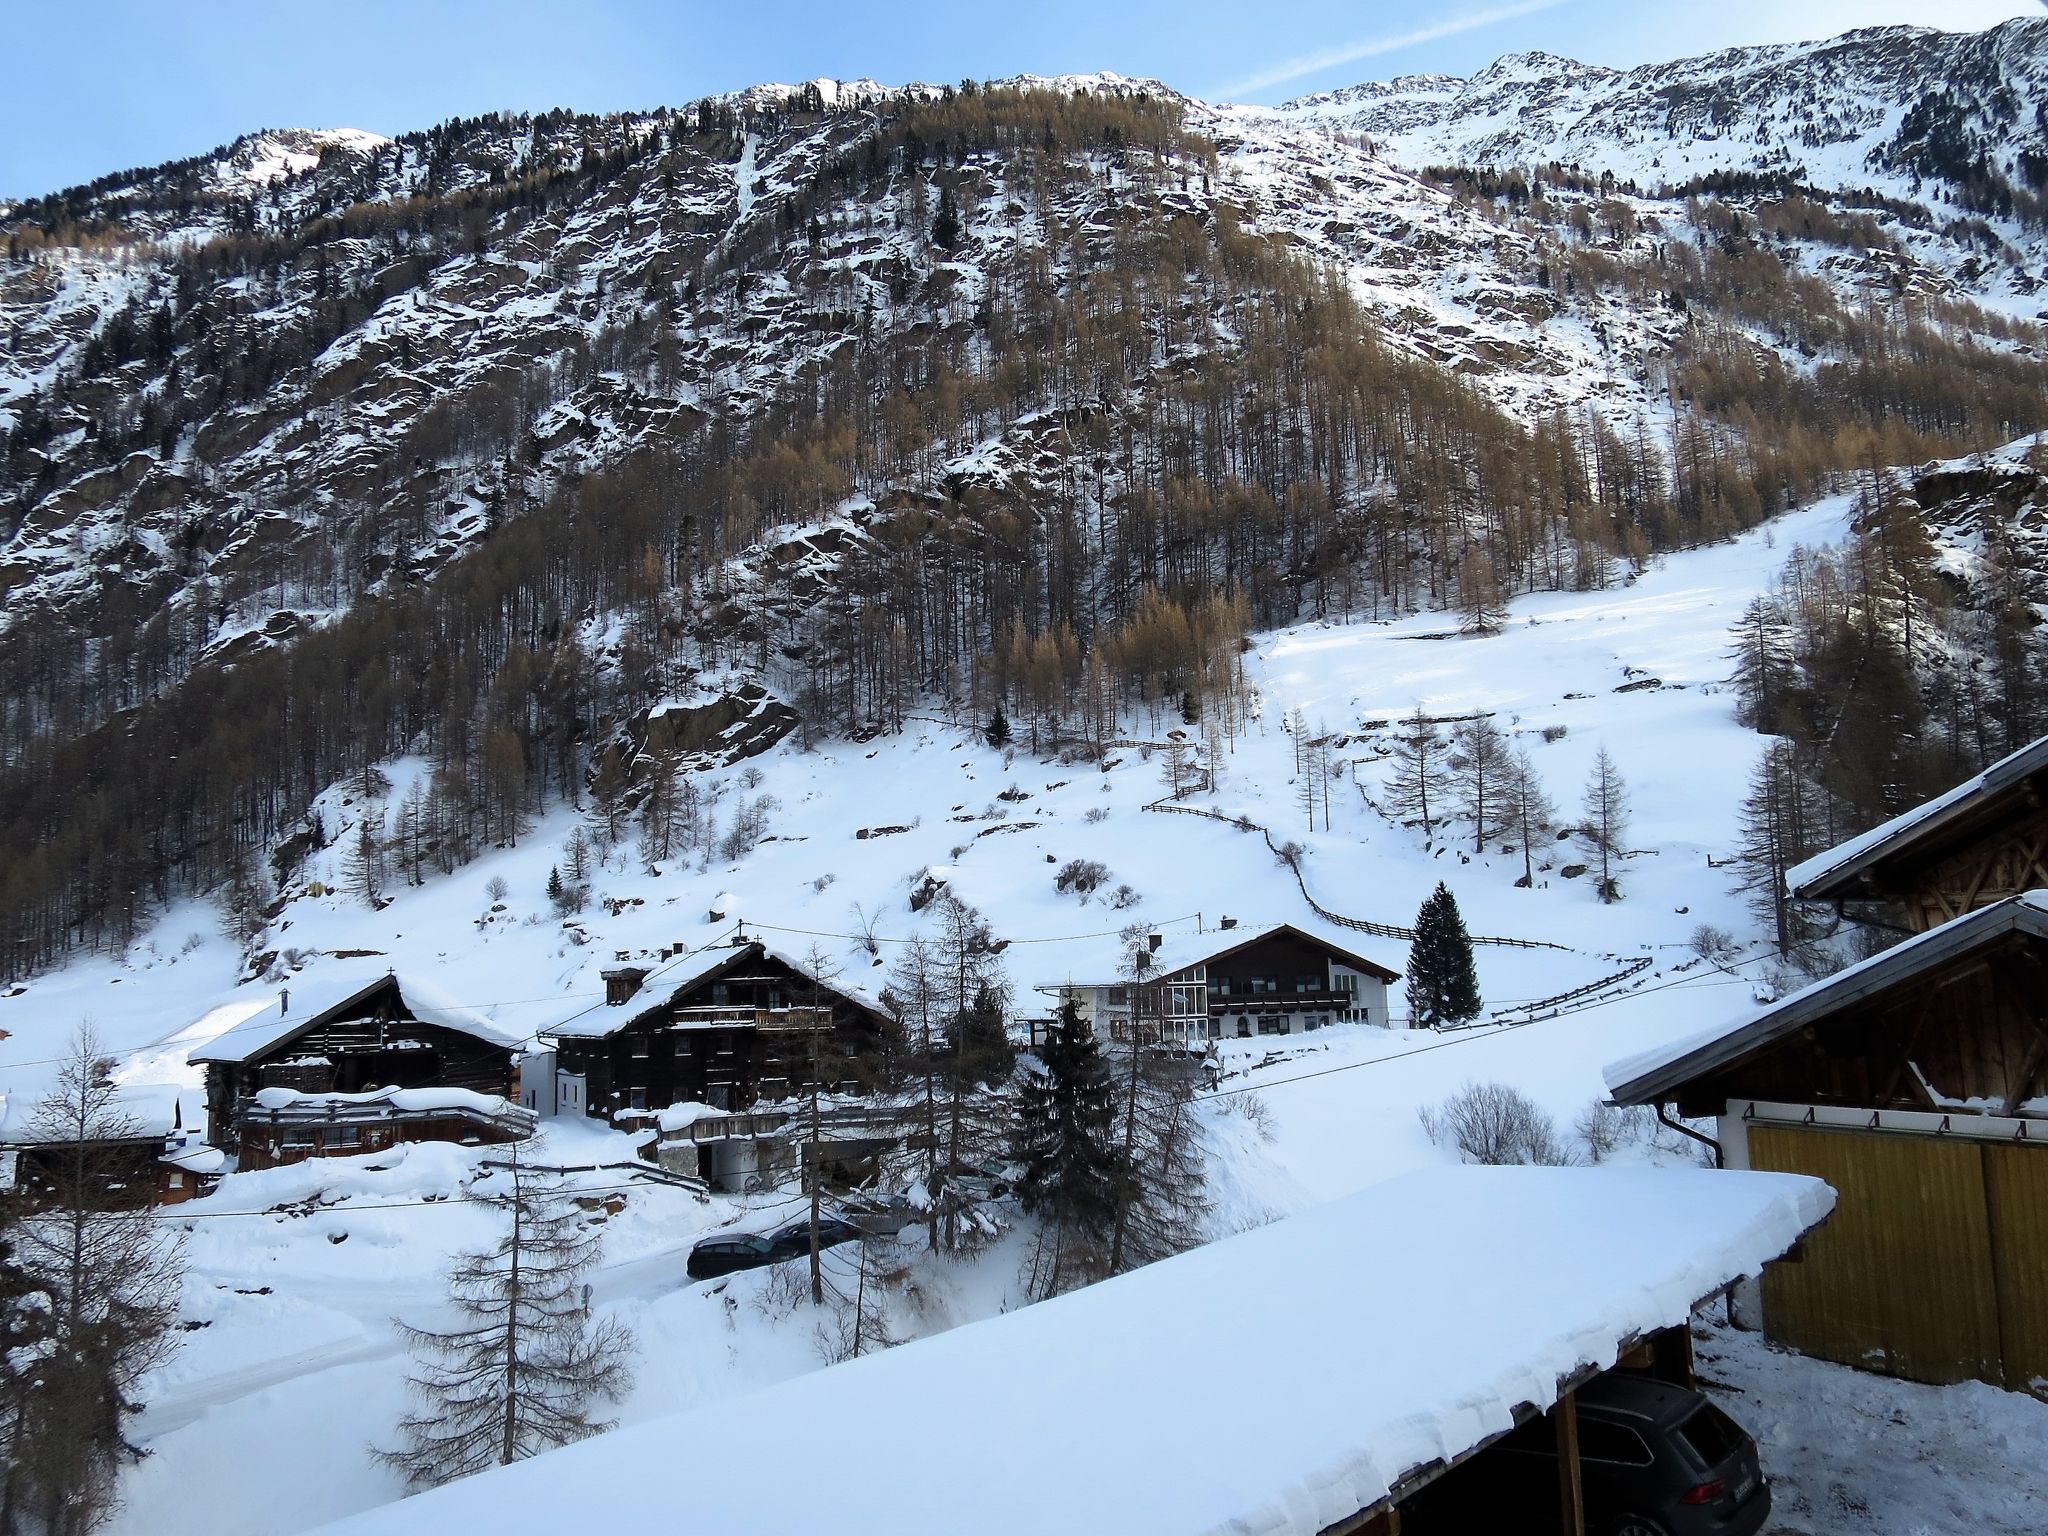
1607 892 2048 1396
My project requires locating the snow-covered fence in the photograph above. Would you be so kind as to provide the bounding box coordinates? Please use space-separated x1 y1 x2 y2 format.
1486 954 1657 1025
1139 799 1574 953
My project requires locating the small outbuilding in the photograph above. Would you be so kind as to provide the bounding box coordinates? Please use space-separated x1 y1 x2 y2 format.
0 1082 218 1208
1608 891 2048 1396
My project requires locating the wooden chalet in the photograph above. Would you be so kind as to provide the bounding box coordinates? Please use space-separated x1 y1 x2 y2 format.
0 1082 221 1208
1608 891 2048 1396
547 937 893 1124
190 973 525 1166
1789 732 2048 932
1048 921 1398 1046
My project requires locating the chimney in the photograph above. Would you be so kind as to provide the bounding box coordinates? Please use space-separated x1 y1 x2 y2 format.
1219 916 1238 931
1147 932 1163 953
279 986 290 1016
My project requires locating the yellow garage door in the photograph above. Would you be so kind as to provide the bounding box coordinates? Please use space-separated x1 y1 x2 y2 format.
1985 1141 2048 1398
1748 1124 2003 1387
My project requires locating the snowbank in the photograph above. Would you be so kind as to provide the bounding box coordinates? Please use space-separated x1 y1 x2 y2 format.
313 1164 1832 1536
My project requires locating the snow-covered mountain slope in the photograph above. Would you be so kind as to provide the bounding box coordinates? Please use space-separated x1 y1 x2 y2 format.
1277 17 2048 212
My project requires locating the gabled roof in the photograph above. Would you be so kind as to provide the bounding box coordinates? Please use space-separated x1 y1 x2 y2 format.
1605 891 2048 1105
308 1164 1832 1536
1057 920 1400 989
548 938 891 1040
188 972 526 1066
1787 733 2048 902
0 1080 185 1145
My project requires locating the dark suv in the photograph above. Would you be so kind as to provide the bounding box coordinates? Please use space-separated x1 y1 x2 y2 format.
686 1216 863 1280
1404 1370 1770 1536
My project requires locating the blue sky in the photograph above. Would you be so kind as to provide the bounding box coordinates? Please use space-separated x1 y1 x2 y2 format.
3 0 2039 198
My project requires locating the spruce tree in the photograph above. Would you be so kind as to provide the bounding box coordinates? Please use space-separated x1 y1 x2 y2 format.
1015 1000 1118 1296
931 181 961 251
379 1152 634 1491
1406 883 1482 1028
984 704 1011 749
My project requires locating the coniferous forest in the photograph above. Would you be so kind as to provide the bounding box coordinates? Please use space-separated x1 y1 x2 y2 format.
1 82 2045 976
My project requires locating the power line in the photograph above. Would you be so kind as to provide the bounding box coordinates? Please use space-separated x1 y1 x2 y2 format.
1194 969 1760 1102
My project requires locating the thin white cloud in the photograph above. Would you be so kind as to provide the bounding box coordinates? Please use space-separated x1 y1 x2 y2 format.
1217 0 1575 100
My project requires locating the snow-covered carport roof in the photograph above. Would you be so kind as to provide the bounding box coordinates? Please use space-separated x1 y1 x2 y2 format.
1605 891 2048 1107
308 1164 1831 1536
1786 733 2048 902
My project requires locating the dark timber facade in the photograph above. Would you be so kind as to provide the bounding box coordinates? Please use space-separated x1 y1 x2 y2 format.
192 974 519 1152
549 941 892 1120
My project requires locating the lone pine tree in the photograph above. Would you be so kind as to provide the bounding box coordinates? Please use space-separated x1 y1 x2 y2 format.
1406 883 1483 1027
380 1152 634 1491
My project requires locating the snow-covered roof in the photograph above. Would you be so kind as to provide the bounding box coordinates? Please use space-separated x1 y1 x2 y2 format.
1786 733 2048 901
548 938 891 1040
1607 891 2048 1105
308 1163 1830 1536
1050 920 1400 990
0 1079 184 1145
187 972 526 1065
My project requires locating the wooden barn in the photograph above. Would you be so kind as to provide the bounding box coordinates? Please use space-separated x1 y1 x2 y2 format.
1608 892 2048 1396
190 973 525 1164
1789 732 2048 932
546 937 893 1123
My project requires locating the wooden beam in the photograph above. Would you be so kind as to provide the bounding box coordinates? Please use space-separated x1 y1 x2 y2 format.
1555 1390 1584 1536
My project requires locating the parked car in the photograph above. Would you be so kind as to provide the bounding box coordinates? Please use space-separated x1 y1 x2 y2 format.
1402 1370 1771 1536
686 1214 863 1281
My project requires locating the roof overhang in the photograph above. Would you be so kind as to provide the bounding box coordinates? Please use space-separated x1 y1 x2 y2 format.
1607 892 2048 1105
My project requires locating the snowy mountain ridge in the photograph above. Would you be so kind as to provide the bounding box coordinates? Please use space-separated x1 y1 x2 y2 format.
1274 17 2048 210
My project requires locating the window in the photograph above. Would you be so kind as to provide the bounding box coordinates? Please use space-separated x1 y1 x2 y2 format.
630 1037 651 1059
1674 1404 1744 1469
1213 977 1232 995
1107 987 1129 1005
1333 973 1356 993
1236 1016 1251 1038
1258 1017 1288 1036
1580 1421 1655 1467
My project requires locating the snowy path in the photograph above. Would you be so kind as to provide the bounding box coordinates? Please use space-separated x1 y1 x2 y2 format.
1698 1320 2048 1535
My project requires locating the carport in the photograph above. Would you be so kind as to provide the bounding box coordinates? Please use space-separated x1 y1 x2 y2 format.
313 1163 1832 1536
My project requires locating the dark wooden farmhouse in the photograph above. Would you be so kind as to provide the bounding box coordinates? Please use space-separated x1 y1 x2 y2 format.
190 973 525 1167
546 938 893 1123
1608 891 2048 1397
0 1082 221 1208
1789 732 2048 933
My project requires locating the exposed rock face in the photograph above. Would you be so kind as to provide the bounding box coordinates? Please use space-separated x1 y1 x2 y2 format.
591 683 799 798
